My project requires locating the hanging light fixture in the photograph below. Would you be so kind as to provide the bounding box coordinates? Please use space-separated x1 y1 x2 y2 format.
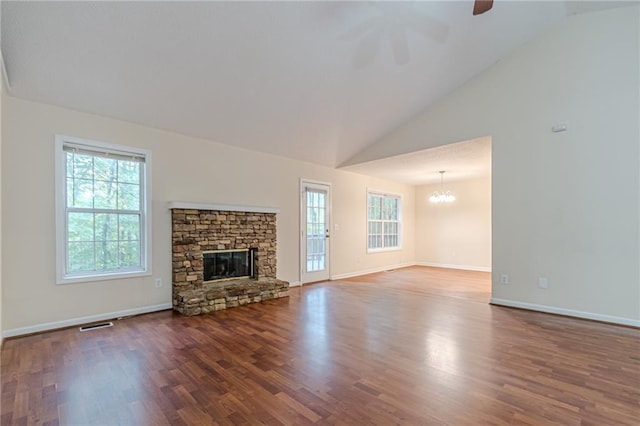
429 171 455 203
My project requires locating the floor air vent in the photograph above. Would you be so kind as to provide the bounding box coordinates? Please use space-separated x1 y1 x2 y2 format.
79 322 113 332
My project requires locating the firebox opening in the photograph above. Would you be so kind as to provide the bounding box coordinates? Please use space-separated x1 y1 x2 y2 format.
203 248 256 283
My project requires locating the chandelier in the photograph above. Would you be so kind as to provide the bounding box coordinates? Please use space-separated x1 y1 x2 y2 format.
429 171 455 203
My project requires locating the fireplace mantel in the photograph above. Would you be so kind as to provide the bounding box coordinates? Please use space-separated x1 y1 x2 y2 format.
168 201 279 214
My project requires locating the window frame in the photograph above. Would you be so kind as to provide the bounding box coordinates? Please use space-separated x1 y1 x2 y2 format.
366 189 402 253
55 135 152 284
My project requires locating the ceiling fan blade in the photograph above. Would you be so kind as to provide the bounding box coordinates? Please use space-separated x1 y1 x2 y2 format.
338 16 382 41
353 29 382 69
405 13 450 44
390 28 410 65
473 0 494 16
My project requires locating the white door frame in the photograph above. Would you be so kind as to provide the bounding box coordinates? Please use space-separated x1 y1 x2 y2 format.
300 179 332 284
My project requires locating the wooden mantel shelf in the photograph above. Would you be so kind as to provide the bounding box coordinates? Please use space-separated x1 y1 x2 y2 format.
167 201 280 214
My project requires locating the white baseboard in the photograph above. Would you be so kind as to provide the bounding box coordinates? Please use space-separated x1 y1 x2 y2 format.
490 298 640 327
288 281 302 287
3 303 173 338
416 262 491 273
331 262 415 281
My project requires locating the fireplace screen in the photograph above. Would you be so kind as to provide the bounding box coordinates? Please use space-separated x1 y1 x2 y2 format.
203 249 255 282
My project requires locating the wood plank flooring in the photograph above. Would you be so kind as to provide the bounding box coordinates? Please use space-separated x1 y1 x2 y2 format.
1 266 639 425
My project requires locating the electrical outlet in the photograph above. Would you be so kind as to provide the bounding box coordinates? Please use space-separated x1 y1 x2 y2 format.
500 274 509 284
155 278 162 288
538 277 548 289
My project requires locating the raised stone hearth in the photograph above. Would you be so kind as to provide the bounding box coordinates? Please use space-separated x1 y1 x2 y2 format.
174 277 289 316
170 202 289 316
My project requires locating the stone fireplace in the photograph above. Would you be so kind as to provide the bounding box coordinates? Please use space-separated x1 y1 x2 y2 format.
169 202 289 316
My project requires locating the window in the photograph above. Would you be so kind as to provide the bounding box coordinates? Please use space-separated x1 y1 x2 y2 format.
55 135 151 283
367 192 401 251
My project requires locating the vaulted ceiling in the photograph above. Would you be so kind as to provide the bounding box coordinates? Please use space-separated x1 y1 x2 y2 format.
1 1 628 171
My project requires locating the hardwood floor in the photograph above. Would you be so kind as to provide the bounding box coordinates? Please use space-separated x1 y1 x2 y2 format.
1 266 638 425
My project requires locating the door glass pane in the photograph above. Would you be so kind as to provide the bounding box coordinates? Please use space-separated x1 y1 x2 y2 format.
306 189 326 273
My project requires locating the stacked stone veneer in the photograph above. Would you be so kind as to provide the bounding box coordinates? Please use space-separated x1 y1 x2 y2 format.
171 208 289 316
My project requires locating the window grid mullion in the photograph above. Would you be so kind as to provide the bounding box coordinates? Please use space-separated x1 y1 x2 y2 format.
116 159 120 211
117 213 121 269
67 207 141 215
92 212 97 272
92 155 97 271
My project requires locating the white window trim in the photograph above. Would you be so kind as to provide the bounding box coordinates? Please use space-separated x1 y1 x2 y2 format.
55 135 152 284
366 188 402 253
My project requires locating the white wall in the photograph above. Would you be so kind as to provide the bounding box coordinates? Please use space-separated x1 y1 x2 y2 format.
1 96 415 335
0 49 5 345
346 7 640 325
415 175 491 271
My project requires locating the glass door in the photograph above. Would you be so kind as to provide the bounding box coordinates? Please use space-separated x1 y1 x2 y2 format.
301 181 331 283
